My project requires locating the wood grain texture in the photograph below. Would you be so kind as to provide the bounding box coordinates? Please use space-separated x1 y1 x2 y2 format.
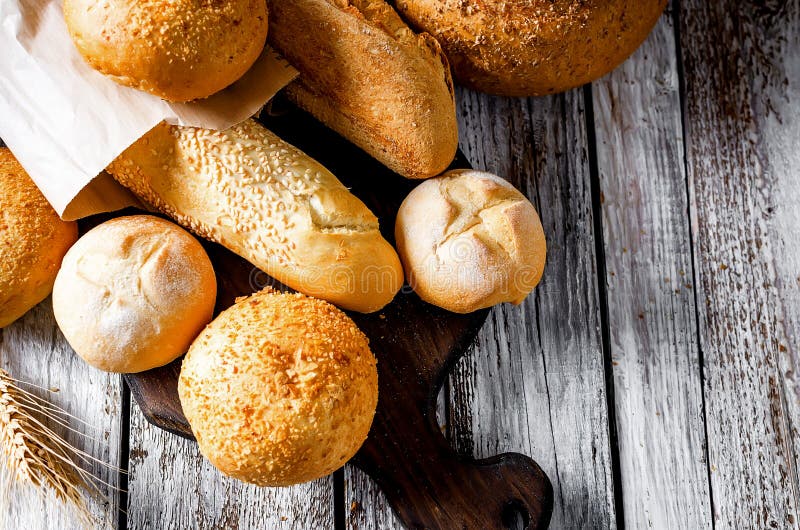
445 88 616 529
680 1 800 527
342 87 617 530
591 6 713 528
0 299 123 529
126 403 336 530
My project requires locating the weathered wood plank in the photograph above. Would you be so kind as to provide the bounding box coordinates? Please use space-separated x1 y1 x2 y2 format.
447 88 616 529
345 88 617 529
345 466 401 530
0 298 123 529
591 5 713 528
126 403 336 529
680 1 800 527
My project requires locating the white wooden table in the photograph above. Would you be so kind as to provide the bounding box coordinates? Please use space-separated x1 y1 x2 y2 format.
3 1 800 528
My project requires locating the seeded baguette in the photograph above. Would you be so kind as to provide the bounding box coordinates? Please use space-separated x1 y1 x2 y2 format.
267 0 457 179
107 120 403 313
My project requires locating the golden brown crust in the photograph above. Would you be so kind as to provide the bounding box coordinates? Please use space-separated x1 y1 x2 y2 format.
63 0 268 102
0 149 78 328
395 170 546 313
107 120 403 313
178 290 378 486
267 0 458 179
395 0 667 96
52 215 217 373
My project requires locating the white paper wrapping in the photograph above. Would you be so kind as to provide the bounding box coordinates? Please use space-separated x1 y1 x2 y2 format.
0 0 298 220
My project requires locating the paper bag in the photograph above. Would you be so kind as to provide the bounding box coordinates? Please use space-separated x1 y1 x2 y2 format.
0 0 299 220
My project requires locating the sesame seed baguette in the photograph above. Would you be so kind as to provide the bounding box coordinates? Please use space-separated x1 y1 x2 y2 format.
107 119 403 313
267 0 458 179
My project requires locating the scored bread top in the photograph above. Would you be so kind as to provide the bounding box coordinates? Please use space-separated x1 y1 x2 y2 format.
395 170 546 313
338 0 417 46
52 215 217 373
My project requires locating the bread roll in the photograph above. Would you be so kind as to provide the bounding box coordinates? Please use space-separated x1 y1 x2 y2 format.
395 170 546 313
267 0 457 179
63 0 268 102
107 120 402 313
53 216 217 373
179 289 378 486
395 0 667 96
0 149 78 328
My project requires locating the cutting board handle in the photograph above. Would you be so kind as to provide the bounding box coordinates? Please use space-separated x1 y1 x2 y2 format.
351 299 553 530
354 421 552 530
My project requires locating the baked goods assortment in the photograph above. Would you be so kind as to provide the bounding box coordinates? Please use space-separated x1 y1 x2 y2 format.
0 0 665 491
395 170 546 313
64 0 269 101
267 0 458 179
0 149 78 328
52 215 217 373
179 289 378 486
395 0 667 96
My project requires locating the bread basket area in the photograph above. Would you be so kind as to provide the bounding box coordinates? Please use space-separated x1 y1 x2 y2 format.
2 1 798 529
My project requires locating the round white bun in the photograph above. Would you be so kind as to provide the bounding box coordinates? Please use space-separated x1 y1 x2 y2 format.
395 169 546 313
53 215 217 373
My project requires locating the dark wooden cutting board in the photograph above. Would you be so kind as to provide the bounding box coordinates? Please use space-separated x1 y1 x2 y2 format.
120 101 553 530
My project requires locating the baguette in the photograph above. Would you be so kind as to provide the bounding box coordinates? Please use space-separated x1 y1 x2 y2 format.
107 120 403 313
267 0 458 179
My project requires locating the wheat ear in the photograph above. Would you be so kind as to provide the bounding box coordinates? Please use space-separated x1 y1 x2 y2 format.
0 368 114 526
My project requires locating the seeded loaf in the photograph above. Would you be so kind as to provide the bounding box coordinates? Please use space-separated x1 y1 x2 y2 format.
63 0 268 101
267 0 457 179
107 120 403 313
179 289 378 486
395 0 667 96
0 149 78 328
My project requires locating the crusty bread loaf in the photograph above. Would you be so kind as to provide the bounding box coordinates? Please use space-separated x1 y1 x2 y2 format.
107 120 402 313
179 289 378 486
395 170 546 313
0 149 78 328
267 0 457 179
64 0 268 101
395 0 667 96
53 216 217 373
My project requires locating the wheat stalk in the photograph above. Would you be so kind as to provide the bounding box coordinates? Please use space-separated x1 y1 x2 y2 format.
0 368 117 527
